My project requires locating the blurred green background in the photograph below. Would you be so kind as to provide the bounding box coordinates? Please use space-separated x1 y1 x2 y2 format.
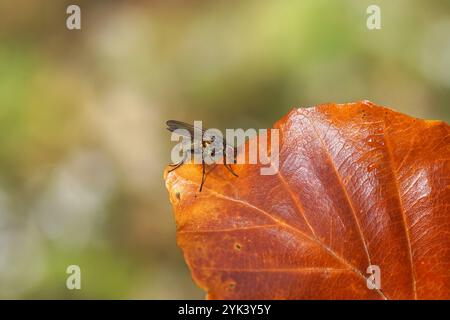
0 0 449 299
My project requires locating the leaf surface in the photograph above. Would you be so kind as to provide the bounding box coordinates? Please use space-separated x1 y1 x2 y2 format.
164 101 450 299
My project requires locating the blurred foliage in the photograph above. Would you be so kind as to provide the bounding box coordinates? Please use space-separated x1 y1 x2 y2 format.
0 0 448 298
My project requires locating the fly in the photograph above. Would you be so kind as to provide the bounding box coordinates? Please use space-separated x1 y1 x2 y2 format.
166 120 238 192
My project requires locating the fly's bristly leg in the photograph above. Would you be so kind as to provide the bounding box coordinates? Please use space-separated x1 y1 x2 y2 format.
223 144 239 177
224 163 238 177
168 149 189 173
168 161 184 173
199 155 206 192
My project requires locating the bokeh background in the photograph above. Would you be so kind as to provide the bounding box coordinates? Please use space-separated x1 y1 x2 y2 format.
0 0 449 299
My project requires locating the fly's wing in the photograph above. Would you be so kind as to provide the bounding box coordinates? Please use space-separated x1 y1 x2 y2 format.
166 120 202 139
166 120 224 144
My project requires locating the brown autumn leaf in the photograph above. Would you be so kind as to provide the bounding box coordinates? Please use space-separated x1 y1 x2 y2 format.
164 100 450 300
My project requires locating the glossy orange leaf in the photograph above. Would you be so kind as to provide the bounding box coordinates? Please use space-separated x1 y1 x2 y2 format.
164 101 450 300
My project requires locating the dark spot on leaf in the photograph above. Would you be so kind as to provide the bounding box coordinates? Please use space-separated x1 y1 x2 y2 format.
226 281 236 291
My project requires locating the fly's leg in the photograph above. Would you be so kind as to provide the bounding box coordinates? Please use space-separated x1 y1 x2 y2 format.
168 149 189 172
199 155 206 192
224 163 238 177
168 159 184 173
223 144 238 177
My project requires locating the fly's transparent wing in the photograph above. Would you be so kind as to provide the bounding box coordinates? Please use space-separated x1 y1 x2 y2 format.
166 120 225 144
166 120 202 139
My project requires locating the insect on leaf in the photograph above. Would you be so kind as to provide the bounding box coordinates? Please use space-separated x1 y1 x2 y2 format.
164 100 450 299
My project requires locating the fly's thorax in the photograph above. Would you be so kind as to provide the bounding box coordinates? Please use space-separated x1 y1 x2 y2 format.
202 139 224 164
